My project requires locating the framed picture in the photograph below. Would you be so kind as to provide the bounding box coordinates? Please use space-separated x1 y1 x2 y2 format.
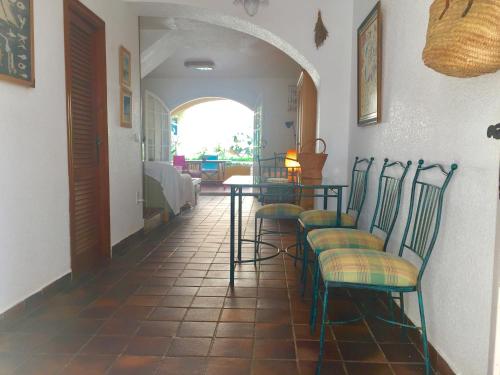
120 87 132 128
119 46 131 87
357 2 381 126
0 0 35 87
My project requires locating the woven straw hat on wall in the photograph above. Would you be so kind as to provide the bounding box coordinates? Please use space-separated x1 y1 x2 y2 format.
422 0 500 78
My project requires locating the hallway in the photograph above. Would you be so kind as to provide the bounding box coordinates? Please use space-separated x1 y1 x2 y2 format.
0 197 429 375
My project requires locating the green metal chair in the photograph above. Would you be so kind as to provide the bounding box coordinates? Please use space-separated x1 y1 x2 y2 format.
314 160 458 375
308 159 412 327
299 157 375 292
253 155 303 264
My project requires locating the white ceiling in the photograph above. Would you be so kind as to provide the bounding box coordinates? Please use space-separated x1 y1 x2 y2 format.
140 17 301 79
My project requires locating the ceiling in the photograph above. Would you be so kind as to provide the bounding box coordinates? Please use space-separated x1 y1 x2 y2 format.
140 17 301 79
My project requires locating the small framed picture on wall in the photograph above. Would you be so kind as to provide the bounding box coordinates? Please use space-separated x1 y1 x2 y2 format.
119 46 131 87
120 86 132 128
357 2 382 126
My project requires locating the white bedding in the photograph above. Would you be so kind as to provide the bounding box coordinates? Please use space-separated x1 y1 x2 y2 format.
145 161 195 215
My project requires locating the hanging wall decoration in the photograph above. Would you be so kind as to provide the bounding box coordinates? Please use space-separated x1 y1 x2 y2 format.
120 86 132 128
0 0 35 87
357 2 382 126
422 0 500 78
119 46 131 87
314 10 329 49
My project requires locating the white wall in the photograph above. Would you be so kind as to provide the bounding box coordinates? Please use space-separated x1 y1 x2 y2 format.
349 1 500 374
0 0 142 314
142 77 298 158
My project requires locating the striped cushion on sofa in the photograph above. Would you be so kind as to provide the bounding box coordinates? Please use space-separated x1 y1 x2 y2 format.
319 248 418 288
307 229 385 255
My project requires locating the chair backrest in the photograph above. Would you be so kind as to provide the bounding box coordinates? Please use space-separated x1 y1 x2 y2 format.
346 157 375 226
202 155 219 171
399 160 458 281
369 159 412 250
173 155 187 168
257 155 300 205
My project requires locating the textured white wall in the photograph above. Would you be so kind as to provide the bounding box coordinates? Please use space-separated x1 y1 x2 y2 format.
142 77 298 158
0 0 142 314
349 1 500 374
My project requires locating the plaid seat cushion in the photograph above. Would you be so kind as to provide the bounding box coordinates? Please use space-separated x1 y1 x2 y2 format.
308 229 385 255
256 203 305 219
319 248 418 288
298 210 356 228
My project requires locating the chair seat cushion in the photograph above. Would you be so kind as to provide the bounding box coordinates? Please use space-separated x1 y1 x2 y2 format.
319 248 418 288
308 229 385 255
299 210 356 228
256 203 305 219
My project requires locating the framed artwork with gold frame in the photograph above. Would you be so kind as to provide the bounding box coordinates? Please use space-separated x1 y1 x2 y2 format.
120 86 132 128
0 0 35 87
119 46 131 87
357 2 381 126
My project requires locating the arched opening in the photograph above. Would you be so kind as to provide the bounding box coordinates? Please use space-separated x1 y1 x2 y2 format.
171 98 255 163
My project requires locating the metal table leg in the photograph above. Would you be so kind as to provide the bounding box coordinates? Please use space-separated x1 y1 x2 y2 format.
238 188 242 262
230 186 236 286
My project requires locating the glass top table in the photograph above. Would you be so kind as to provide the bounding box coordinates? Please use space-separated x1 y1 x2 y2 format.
223 175 348 286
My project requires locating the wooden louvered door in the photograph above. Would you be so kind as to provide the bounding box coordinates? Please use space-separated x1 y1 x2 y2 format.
64 0 110 276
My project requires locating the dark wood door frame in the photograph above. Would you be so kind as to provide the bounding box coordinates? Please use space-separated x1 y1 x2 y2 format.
64 0 110 275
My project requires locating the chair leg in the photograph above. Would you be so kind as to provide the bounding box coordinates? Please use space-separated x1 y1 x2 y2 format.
294 221 301 267
417 288 432 375
310 257 321 331
254 217 258 266
400 292 407 340
301 229 309 296
315 286 329 375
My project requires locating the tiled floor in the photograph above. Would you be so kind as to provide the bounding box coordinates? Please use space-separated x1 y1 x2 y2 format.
0 196 430 374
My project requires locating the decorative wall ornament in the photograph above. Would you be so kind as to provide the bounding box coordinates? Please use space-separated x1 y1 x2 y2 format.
0 0 35 87
119 46 131 87
314 10 329 49
287 85 297 112
357 2 382 126
120 86 132 128
422 0 500 78
233 0 268 17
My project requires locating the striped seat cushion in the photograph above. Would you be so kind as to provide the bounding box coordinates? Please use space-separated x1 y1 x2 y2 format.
308 229 385 255
319 248 418 288
298 210 356 228
256 203 305 219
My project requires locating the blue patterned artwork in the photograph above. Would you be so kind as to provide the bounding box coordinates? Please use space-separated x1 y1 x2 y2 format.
0 0 34 86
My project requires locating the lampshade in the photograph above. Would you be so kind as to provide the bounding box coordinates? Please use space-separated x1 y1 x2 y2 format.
285 149 300 168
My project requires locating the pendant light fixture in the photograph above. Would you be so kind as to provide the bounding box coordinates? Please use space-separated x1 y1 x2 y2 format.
234 0 267 17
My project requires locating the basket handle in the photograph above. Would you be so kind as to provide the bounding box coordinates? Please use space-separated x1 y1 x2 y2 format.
439 0 474 20
300 138 327 154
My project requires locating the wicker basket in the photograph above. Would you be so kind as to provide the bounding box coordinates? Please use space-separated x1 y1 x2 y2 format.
298 138 328 179
422 0 500 78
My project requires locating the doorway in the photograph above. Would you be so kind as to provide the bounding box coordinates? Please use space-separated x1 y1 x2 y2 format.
64 0 110 276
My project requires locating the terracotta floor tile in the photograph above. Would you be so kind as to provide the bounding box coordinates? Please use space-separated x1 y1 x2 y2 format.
210 338 253 357
134 286 170 296
113 306 153 320
125 295 163 307
224 298 257 309
148 307 187 321
338 342 386 363
175 278 204 287
156 357 208 375
35 334 90 354
160 296 194 308
344 362 393 375
299 360 347 375
98 319 140 336
192 296 226 308
296 340 341 361
168 287 200 296
0 352 26 374
167 337 212 356
137 321 179 337
62 355 116 375
82 336 129 355
184 308 222 321
206 357 252 375
13 354 71 375
391 363 430 375
197 287 229 296
108 355 161 375
216 322 255 338
333 321 374 342
178 322 217 337
252 359 299 375
125 336 171 356
254 339 296 359
255 309 291 324
220 309 256 322
255 323 293 339
380 343 424 363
